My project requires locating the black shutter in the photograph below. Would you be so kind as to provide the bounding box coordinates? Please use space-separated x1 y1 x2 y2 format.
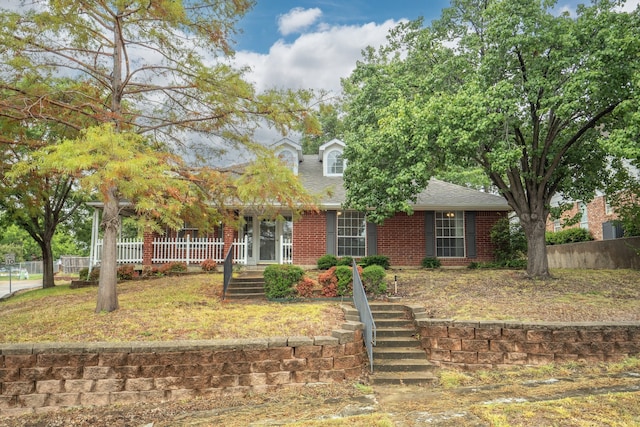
465 211 477 258
366 222 377 256
326 211 337 255
425 211 435 257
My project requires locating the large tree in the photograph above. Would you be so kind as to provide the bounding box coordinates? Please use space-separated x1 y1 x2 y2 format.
0 0 317 311
341 0 640 278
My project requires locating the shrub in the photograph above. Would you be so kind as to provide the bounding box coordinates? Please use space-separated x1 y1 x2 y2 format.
546 228 594 245
200 259 217 272
88 267 100 281
336 256 353 266
117 265 135 280
78 267 89 281
335 265 353 296
317 254 338 270
263 264 305 299
359 255 390 269
490 217 527 264
159 262 188 274
421 257 441 269
295 277 316 298
361 265 387 295
318 267 338 297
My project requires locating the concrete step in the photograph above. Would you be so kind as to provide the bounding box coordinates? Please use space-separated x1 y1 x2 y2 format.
376 328 416 338
373 347 427 360
374 359 437 373
225 292 266 300
370 310 411 319
226 285 265 294
369 371 438 386
375 336 422 348
375 319 415 329
369 303 407 313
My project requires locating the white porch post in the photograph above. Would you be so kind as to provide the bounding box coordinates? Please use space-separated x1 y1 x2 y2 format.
88 208 100 273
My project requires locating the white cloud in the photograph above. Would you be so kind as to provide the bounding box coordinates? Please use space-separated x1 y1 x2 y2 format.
277 7 322 36
235 19 401 95
617 0 640 12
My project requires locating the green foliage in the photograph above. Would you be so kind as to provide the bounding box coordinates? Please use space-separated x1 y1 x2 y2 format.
336 256 353 266
263 265 305 299
317 254 338 270
341 0 640 278
78 268 89 281
468 260 527 270
421 257 441 269
359 255 390 269
490 218 527 264
546 228 594 245
335 265 354 297
361 265 387 295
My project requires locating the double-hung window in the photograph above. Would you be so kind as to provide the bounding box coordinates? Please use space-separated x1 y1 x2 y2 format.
435 211 465 257
337 211 366 257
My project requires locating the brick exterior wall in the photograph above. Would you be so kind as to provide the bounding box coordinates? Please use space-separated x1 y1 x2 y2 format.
545 195 618 240
0 320 365 417
291 210 507 268
377 212 426 266
292 211 327 266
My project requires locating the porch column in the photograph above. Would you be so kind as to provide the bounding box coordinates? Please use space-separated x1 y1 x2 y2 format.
143 231 154 266
223 225 235 256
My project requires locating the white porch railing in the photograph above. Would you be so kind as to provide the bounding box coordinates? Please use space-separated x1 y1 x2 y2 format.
93 236 248 265
281 238 293 264
95 238 143 264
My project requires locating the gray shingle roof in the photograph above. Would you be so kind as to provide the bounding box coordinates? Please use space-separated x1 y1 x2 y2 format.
298 154 510 211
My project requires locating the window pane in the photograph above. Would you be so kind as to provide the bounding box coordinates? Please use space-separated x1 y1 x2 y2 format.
337 212 366 257
435 211 465 258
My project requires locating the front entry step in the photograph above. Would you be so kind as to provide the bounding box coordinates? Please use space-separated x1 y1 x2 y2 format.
224 274 265 300
369 303 437 386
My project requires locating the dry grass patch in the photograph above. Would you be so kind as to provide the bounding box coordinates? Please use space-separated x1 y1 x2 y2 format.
391 268 640 321
0 273 344 342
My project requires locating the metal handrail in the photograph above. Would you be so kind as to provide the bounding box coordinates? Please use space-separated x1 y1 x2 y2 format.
222 246 233 300
352 259 376 373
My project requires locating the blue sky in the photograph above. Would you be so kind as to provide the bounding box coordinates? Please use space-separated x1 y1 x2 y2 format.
235 1 451 53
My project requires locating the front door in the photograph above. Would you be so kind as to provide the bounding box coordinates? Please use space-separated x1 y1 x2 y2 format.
259 220 276 262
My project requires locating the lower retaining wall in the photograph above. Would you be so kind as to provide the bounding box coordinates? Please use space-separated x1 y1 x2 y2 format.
415 316 640 370
0 320 365 417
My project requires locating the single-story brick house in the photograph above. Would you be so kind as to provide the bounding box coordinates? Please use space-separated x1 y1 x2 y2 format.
89 138 511 268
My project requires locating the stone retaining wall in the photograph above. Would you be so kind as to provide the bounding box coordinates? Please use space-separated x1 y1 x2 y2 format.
412 312 640 369
0 320 365 417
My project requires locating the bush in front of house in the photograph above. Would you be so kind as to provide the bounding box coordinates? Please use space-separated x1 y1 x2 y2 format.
159 261 188 274
200 259 217 272
318 265 363 297
359 255 390 270
317 254 338 270
78 267 89 281
421 257 441 269
546 228 594 245
361 265 387 295
263 264 305 299
295 277 316 298
117 265 135 280
88 267 100 281
336 256 353 266
490 217 527 265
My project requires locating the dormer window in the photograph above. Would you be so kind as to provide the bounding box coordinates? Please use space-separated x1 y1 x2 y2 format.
319 139 346 177
278 149 296 173
327 149 344 175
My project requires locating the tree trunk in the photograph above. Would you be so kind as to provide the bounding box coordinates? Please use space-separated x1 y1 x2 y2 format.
95 188 120 313
39 238 55 289
521 216 551 279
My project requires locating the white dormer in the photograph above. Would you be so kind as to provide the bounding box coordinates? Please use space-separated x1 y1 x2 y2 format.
318 139 346 177
272 138 303 175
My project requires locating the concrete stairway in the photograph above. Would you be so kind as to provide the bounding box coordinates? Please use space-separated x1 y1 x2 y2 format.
369 303 438 386
224 272 265 300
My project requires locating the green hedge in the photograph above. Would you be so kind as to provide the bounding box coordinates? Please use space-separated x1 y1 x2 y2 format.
359 255 390 269
546 228 594 245
361 265 387 295
263 265 305 299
